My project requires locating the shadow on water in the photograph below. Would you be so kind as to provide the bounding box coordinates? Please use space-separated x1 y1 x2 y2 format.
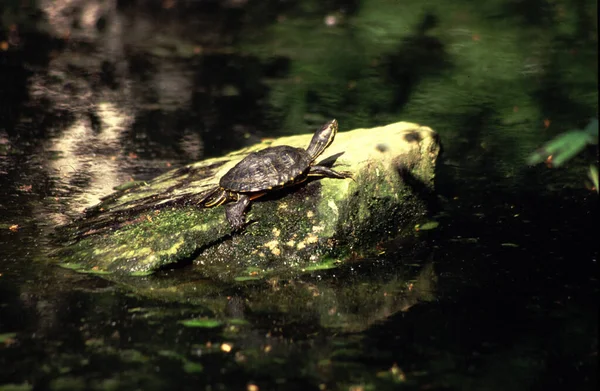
384 12 452 111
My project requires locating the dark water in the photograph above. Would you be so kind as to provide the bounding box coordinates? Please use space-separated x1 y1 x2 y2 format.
0 141 596 390
1 1 598 390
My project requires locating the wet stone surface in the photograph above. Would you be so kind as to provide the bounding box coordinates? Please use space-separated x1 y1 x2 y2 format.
54 122 440 278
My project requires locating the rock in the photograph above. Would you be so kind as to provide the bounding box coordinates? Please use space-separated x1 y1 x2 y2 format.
55 121 440 279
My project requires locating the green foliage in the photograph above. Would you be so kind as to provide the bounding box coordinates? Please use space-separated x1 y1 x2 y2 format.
528 119 598 167
528 119 598 191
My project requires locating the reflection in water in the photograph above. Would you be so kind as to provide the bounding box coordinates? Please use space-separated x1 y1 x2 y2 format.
154 62 195 110
46 102 134 220
40 0 116 39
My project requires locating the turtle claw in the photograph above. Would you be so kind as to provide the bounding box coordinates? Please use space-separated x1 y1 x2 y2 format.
340 171 353 179
229 217 246 232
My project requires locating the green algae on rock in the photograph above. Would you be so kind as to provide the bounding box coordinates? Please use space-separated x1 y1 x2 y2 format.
54 121 440 278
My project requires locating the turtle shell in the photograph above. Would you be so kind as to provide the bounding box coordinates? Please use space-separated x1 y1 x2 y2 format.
220 145 312 192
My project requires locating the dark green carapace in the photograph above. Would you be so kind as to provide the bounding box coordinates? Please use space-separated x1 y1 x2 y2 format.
201 119 351 229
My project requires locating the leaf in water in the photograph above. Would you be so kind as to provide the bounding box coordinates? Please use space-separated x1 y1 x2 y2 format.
158 350 183 359
130 270 154 277
183 361 204 374
179 318 222 328
501 243 519 248
415 221 439 231
449 237 479 243
303 258 339 271
234 276 262 282
119 349 148 363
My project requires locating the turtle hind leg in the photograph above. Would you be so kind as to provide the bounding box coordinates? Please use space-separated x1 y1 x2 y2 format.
308 165 352 179
225 194 251 230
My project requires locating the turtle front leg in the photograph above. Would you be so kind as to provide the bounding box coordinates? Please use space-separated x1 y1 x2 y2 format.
225 194 251 230
308 165 352 179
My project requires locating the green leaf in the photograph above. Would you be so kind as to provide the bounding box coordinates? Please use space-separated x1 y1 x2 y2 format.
416 221 439 231
528 130 593 167
179 318 223 328
234 276 261 282
528 119 598 167
182 361 204 374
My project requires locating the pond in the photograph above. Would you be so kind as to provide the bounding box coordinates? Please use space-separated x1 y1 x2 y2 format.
1 1 597 390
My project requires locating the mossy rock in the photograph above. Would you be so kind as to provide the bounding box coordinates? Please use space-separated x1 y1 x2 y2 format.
54 121 440 280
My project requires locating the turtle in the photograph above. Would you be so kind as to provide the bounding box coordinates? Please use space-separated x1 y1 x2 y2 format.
200 119 351 230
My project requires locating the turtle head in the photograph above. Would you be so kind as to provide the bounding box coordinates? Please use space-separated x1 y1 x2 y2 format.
306 119 338 160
